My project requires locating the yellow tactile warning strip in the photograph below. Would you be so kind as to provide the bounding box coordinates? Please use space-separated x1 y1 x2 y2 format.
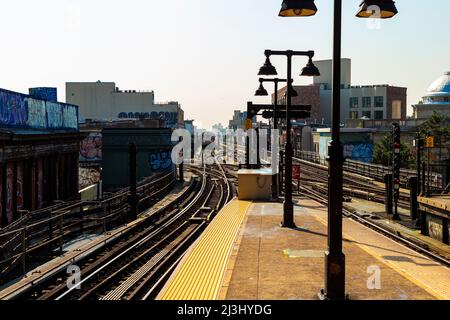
217 211 251 299
158 199 252 300
314 214 450 300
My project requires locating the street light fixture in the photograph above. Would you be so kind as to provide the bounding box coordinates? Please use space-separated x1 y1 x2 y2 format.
279 0 318 17
258 50 319 228
255 78 290 199
301 57 321 77
255 82 269 96
258 56 278 76
278 0 398 301
356 0 398 18
285 87 299 97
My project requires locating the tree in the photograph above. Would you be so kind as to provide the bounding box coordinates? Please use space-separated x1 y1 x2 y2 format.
373 134 414 168
419 111 450 141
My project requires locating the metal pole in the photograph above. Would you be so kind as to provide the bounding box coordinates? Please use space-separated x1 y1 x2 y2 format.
179 137 184 182
129 142 138 221
384 174 393 215
272 81 279 199
279 150 284 195
409 176 418 221
246 135 250 169
321 0 346 300
202 132 205 167
422 161 426 196
256 127 261 168
416 134 421 195
282 53 295 228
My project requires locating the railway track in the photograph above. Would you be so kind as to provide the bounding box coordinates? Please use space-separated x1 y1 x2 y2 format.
293 158 411 209
297 182 450 267
6 159 234 300
0 170 177 283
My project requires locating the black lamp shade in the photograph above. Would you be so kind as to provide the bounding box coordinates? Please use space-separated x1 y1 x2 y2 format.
356 0 398 19
291 87 298 97
258 57 278 76
279 0 318 17
300 58 320 77
284 87 298 97
255 83 269 96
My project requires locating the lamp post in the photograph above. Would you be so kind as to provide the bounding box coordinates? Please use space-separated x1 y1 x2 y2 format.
258 50 320 228
255 78 288 199
277 0 399 300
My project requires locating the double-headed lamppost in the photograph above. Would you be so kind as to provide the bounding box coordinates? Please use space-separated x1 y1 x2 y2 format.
277 0 398 300
255 78 292 199
258 50 320 228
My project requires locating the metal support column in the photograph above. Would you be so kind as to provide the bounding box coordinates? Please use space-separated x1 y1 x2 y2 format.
384 174 393 216
282 53 295 228
129 142 138 221
409 176 418 221
321 0 346 300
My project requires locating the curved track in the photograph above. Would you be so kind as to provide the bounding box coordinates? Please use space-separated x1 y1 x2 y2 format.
6 160 235 300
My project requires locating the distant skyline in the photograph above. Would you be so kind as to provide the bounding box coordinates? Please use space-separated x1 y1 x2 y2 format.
1 0 449 129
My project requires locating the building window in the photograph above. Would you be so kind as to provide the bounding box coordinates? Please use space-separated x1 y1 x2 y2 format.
349 111 358 119
314 143 319 153
362 111 371 119
350 97 359 108
374 96 384 108
391 100 402 119
374 111 384 120
444 97 449 103
362 97 371 108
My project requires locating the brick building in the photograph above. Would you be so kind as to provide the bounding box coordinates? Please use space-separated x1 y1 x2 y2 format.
273 85 322 123
275 59 407 125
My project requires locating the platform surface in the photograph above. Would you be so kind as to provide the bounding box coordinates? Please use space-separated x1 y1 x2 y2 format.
159 199 450 300
419 196 450 212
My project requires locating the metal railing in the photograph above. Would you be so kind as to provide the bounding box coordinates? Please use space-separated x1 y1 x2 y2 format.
295 151 417 188
422 161 450 196
0 170 176 282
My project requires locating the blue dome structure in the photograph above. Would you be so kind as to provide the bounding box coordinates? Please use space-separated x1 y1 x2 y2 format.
423 72 450 103
415 71 450 119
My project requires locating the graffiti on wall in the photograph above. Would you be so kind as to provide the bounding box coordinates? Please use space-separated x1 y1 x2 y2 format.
29 87 57 102
80 133 102 161
46 102 63 128
343 144 374 163
0 90 28 126
16 162 24 211
0 88 78 131
6 163 14 224
118 111 179 128
149 151 172 171
62 105 79 130
27 98 47 129
79 167 101 189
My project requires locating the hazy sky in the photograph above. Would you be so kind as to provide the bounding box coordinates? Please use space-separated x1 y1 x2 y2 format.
1 0 449 129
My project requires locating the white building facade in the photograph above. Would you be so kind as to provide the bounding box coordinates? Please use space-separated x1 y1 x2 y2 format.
66 81 184 128
313 59 407 125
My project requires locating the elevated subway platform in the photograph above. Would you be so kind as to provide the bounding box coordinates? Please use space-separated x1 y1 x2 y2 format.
158 198 450 300
418 196 450 244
